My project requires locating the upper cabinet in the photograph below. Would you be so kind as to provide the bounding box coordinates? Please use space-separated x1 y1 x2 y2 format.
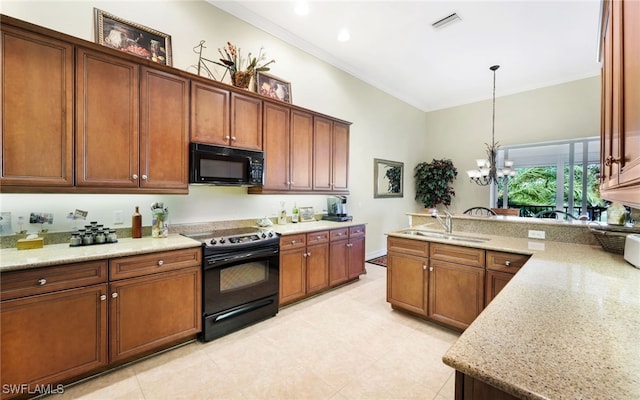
599 0 640 208
0 25 74 188
0 15 351 195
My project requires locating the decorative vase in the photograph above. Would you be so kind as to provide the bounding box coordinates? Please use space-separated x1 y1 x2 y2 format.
231 71 253 89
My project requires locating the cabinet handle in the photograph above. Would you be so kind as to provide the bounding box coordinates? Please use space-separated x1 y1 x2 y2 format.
111 293 118 298
346 243 353 248
303 252 307 257
132 174 138 180
505 260 511 267
604 156 621 166
100 295 107 301
142 174 148 180
231 136 237 141
422 265 427 270
37 278 47 286
158 260 164 266
291 240 297 244
225 135 230 140
307 252 311 257
429 266 434 272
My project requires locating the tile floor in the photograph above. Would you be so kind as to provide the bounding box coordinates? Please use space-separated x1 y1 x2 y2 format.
58 263 459 400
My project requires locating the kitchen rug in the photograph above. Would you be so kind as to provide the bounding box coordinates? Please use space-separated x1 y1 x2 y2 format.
366 255 387 267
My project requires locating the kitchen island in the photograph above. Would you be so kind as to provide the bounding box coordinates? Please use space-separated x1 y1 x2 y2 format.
387 222 640 400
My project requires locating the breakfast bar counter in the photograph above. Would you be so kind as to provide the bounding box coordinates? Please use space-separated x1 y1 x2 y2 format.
388 224 640 400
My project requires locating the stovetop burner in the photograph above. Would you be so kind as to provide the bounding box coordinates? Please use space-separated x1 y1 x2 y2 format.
182 227 278 251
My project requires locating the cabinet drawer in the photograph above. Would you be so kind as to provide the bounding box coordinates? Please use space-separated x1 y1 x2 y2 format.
306 230 329 245
330 228 349 241
430 243 485 268
280 234 306 250
349 225 366 238
109 248 201 280
1 260 108 301
387 237 429 258
486 251 530 273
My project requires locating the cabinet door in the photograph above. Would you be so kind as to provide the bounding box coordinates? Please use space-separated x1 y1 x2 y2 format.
262 101 290 190
313 116 333 191
485 270 515 306
140 67 189 190
347 235 366 279
1 26 73 188
306 242 330 295
76 48 139 188
429 259 484 331
230 93 262 150
332 121 349 192
279 247 307 305
109 267 201 362
600 0 616 190
1 285 108 391
290 110 314 191
190 81 230 145
386 251 428 316
618 0 640 187
329 238 349 286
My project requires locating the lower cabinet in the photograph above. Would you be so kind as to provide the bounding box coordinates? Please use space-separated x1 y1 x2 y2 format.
454 371 520 400
0 248 201 399
386 237 530 332
280 225 365 305
279 231 330 305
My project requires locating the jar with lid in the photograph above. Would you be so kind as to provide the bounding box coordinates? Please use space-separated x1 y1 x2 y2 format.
95 230 106 244
108 229 118 243
82 233 94 245
70 232 82 247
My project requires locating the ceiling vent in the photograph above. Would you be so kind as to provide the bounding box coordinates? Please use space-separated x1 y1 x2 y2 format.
432 12 462 30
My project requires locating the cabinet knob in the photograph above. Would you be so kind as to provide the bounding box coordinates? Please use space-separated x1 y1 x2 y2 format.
111 292 118 298
291 240 296 244
132 174 138 180
142 174 148 180
37 278 47 286
231 136 237 141
604 156 621 166
225 135 230 140
100 295 107 301
429 266 434 272
422 265 427 270
158 260 164 266
346 243 353 248
505 260 511 267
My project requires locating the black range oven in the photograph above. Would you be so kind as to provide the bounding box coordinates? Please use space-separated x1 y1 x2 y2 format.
183 227 279 342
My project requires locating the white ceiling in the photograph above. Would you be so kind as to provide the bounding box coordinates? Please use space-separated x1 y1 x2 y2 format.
210 0 602 112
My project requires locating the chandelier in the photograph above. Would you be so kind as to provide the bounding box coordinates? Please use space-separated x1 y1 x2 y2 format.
466 65 515 186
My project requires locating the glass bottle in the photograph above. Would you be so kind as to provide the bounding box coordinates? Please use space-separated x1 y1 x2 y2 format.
132 206 142 238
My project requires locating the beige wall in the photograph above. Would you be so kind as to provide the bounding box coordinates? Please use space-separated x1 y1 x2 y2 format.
0 1 599 257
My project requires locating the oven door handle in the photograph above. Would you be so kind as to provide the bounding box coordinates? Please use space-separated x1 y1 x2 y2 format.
205 248 279 267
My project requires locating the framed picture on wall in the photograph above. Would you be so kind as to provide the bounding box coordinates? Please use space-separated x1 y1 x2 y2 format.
256 72 291 103
94 8 172 66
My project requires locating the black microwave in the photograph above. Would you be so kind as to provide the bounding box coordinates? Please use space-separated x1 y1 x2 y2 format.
189 143 264 186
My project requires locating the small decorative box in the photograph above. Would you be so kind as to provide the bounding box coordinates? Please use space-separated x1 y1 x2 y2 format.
16 237 44 250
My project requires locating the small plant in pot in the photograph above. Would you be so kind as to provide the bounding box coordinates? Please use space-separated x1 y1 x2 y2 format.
414 158 458 211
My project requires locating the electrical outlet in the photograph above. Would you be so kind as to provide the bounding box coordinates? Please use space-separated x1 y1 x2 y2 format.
113 210 124 225
528 230 545 239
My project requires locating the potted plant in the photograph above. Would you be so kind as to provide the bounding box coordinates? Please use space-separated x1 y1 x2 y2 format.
414 159 458 210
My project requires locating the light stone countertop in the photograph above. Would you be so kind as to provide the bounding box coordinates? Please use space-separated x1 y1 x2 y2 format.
0 234 202 272
269 220 366 235
387 225 640 400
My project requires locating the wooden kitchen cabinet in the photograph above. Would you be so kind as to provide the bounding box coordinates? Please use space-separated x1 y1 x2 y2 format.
260 101 292 191
139 67 189 190
0 262 109 398
387 237 429 316
599 0 640 208
75 47 140 189
230 92 262 150
484 251 529 306
328 225 366 285
108 248 201 362
313 117 350 193
347 225 366 279
190 81 230 146
429 243 485 331
279 231 330 305
0 24 74 189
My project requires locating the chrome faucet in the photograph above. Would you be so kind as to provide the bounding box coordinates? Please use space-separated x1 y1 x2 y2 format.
431 210 452 234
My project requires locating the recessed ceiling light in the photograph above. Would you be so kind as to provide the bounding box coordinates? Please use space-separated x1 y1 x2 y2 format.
338 28 350 42
294 1 309 16
432 12 462 30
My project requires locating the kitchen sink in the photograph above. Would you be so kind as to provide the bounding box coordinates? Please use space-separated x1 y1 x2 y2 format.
398 229 490 243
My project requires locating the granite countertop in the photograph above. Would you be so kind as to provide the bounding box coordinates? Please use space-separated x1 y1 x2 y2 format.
270 220 366 235
0 234 202 272
388 225 640 400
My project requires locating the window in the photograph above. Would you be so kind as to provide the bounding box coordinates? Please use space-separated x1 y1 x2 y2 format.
494 137 605 220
